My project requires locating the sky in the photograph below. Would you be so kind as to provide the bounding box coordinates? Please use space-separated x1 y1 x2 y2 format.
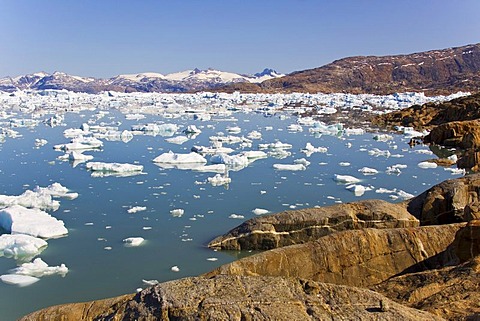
1 0 480 78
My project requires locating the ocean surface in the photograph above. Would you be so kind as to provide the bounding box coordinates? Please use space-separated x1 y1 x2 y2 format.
0 106 462 320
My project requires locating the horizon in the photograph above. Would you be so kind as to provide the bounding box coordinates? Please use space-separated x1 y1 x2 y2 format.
2 0 480 79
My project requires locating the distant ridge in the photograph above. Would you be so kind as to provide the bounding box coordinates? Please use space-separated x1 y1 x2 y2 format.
220 43 480 95
0 68 284 94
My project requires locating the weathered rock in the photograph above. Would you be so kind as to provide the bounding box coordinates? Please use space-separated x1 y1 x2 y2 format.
457 149 480 171
452 219 480 262
21 275 445 321
372 256 480 321
205 224 463 288
209 199 418 250
407 173 480 225
423 119 480 149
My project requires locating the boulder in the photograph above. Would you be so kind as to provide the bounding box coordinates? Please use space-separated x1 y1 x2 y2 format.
407 173 480 225
20 275 445 321
423 119 480 149
205 224 463 288
209 199 418 250
452 219 480 262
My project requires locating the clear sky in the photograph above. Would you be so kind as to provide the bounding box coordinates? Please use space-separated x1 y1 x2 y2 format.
1 0 480 78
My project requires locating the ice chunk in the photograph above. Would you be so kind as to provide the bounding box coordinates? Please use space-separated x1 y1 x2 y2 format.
192 164 227 173
346 184 366 196
127 206 147 214
243 150 267 160
123 237 145 247
338 162 350 167
170 209 184 217
132 123 178 137
444 167 465 175
373 134 393 142
0 205 68 238
33 183 78 200
259 141 292 150
418 161 437 169
226 126 241 134
386 164 407 175
252 208 269 215
287 124 303 132
0 274 39 287
301 143 327 156
210 153 249 168
183 125 202 134
229 214 245 219
247 130 262 140
34 138 48 147
294 158 310 166
165 136 190 145
86 162 144 174
142 279 159 286
358 167 378 175
0 189 60 211
171 265 180 272
207 174 231 186
153 151 207 164
273 164 306 171
9 258 68 277
368 148 391 157
333 174 360 184
0 234 48 260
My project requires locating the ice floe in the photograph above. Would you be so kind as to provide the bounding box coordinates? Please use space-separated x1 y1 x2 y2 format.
273 164 306 171
252 208 269 215
0 205 68 238
333 174 360 184
8 258 68 277
127 206 147 214
207 174 231 186
0 234 47 260
123 237 145 247
170 209 184 217
417 161 438 169
86 162 144 176
0 274 39 287
153 151 207 164
358 167 379 175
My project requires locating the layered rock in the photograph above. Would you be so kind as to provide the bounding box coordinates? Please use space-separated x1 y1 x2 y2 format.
208 199 418 250
21 275 444 321
407 173 480 225
205 224 463 288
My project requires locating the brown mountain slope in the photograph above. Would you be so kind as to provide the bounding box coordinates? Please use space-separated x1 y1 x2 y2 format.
220 43 480 95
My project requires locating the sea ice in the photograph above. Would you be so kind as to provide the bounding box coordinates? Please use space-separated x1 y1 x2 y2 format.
259 141 292 150
9 258 68 277
252 208 269 215
171 266 180 272
207 174 231 186
247 130 262 139
0 189 60 211
294 158 311 166
0 205 68 238
127 206 147 214
444 167 465 175
0 234 48 260
301 143 328 156
418 161 438 169
153 151 207 164
183 125 202 134
229 214 245 219
170 209 184 217
333 174 360 184
0 274 39 287
33 183 78 200
373 134 394 142
86 162 144 174
273 164 306 171
165 136 190 145
123 237 145 247
210 153 249 168
368 148 391 157
358 167 378 175
192 164 227 173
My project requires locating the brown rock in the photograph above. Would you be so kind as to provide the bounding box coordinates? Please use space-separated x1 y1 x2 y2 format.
458 149 480 171
407 173 480 225
372 257 480 320
453 220 480 262
205 224 463 288
424 119 480 149
208 199 418 250
20 275 445 321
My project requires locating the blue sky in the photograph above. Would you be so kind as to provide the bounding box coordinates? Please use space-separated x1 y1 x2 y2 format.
1 0 480 78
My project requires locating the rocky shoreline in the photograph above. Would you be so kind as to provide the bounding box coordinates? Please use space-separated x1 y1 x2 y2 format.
20 173 480 320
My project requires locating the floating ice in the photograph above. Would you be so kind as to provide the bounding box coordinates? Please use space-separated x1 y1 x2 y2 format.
338 162 350 167
273 164 306 171
358 167 378 175
229 214 245 219
207 174 231 186
386 164 407 175
259 141 292 150
243 150 268 160
301 142 327 156
165 136 190 145
132 123 178 137
123 237 145 247
34 183 78 200
226 126 241 134
294 158 311 166
368 148 391 157
210 153 249 168
0 205 68 238
333 174 360 184
142 279 159 286
34 138 48 147
184 125 202 134
191 144 235 155
252 208 269 215
170 209 184 217
373 134 394 142
417 161 438 169
444 167 465 175
0 274 39 287
171 265 180 272
153 151 207 164
344 128 364 135
0 189 60 211
414 149 434 155
0 234 48 260
247 130 262 139
86 162 144 174
309 122 343 135
127 206 147 214
287 124 303 132
9 258 68 277
192 164 227 173
346 184 372 197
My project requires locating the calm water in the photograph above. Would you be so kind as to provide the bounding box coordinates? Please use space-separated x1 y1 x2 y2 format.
0 108 459 320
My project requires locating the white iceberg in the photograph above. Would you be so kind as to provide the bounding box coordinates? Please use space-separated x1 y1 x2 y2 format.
153 151 207 164
165 136 190 145
0 234 48 260
0 274 39 287
368 148 391 157
170 209 184 217
333 174 360 184
252 208 269 215
127 206 147 214
301 142 328 156
358 167 378 175
0 205 68 239
273 164 306 171
183 125 202 134
192 164 227 173
210 153 249 168
123 237 145 247
86 162 144 174
9 258 68 277
207 174 231 186
418 161 438 169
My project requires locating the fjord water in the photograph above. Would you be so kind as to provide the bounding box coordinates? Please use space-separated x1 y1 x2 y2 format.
0 109 459 320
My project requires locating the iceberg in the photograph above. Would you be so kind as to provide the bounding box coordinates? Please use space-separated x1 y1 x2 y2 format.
252 208 269 215
207 174 231 186
358 167 379 175
0 234 48 260
0 205 68 238
192 164 227 173
301 142 328 156
183 125 202 134
9 258 68 277
418 161 438 169
0 274 39 287
210 153 249 168
333 174 360 184
86 162 144 174
127 206 147 214
273 164 306 171
123 237 145 247
165 136 190 145
153 151 207 164
170 209 184 217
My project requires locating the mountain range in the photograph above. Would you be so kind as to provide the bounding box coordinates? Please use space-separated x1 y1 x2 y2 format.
1 43 480 95
0 68 284 94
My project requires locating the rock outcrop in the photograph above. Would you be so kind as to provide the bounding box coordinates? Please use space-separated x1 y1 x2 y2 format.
407 173 480 225
205 224 462 288
21 275 444 321
208 199 417 250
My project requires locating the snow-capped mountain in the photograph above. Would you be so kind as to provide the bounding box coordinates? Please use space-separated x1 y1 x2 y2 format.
0 68 284 93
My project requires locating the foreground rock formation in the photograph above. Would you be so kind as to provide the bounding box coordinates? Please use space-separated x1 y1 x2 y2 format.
20 175 480 320
209 199 418 250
